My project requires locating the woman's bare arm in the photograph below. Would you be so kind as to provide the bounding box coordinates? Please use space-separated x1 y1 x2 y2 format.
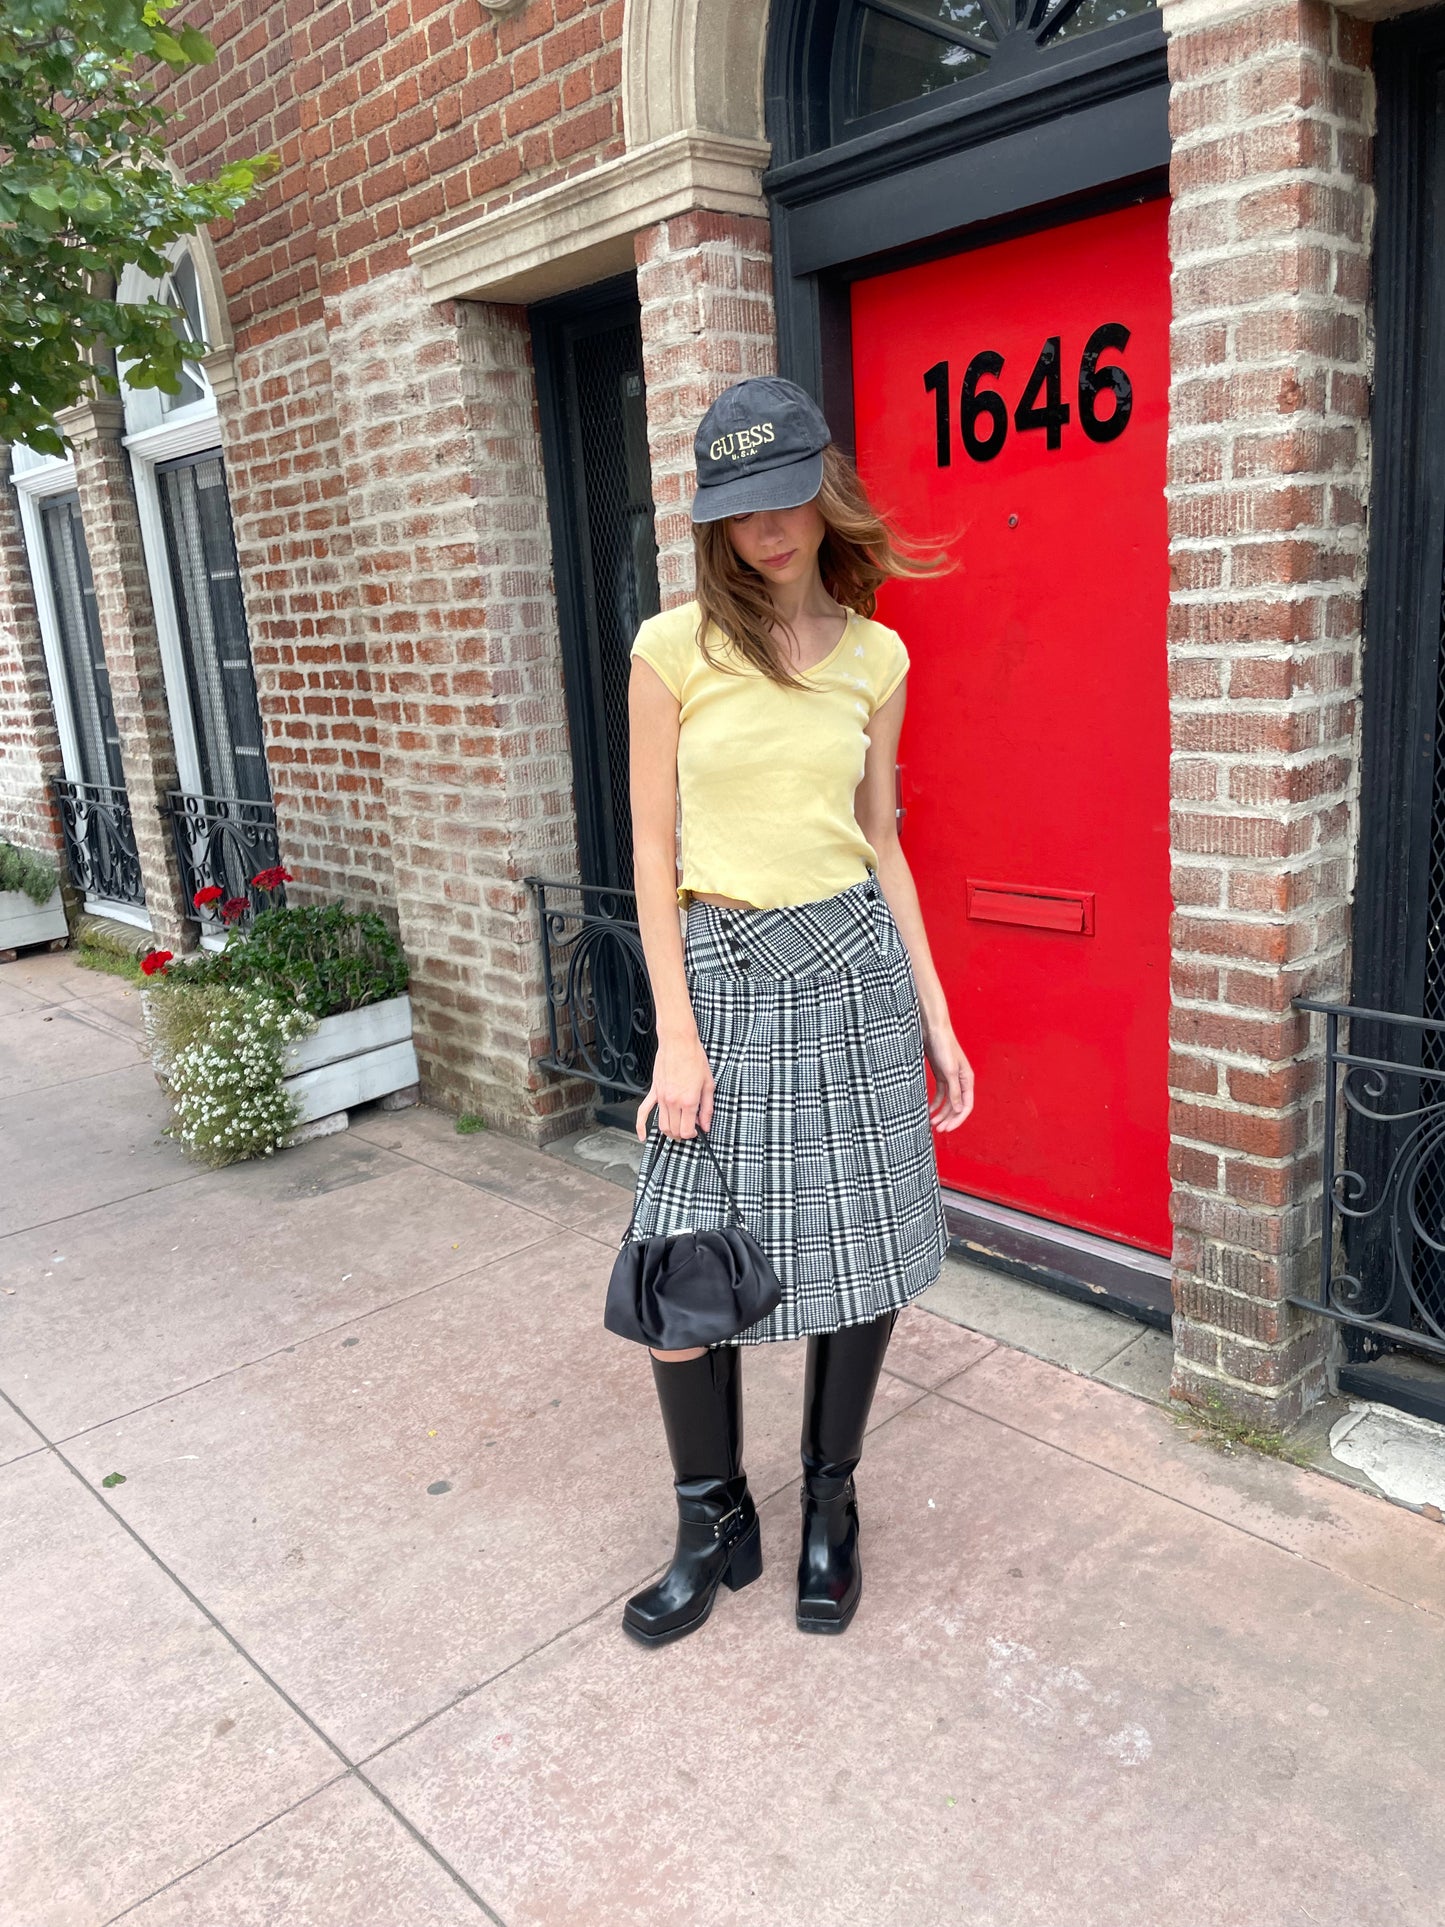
855 678 974 1128
629 656 717 1139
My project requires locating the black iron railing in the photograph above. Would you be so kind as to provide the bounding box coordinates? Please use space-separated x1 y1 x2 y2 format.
526 876 656 1094
51 778 145 907
164 791 283 933
1292 998 1445 1363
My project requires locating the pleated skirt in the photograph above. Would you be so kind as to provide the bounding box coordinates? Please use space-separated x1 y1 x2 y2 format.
625 870 951 1345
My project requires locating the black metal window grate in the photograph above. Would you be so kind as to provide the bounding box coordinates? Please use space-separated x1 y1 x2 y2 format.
164 790 283 932
526 877 656 1095
1320 514 1445 1352
531 284 661 1110
52 778 145 907
156 450 271 808
1293 1001 1445 1363
1400 556 1445 1332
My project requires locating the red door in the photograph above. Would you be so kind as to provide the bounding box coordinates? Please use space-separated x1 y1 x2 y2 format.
851 198 1173 1254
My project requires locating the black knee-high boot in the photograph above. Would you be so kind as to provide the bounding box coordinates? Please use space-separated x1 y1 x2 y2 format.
622 1345 762 1647
796 1309 898 1634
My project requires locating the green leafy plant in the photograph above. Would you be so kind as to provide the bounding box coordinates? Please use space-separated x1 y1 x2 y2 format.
0 0 274 455
148 901 409 1019
150 980 316 1168
141 897 410 1167
0 840 60 905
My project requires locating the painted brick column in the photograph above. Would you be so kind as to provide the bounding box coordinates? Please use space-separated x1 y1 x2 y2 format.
0 449 66 865
1162 0 1373 1427
65 401 197 952
329 265 585 1137
634 212 777 607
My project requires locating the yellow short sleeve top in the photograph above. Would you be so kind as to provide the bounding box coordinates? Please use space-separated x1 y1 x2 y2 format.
630 599 910 911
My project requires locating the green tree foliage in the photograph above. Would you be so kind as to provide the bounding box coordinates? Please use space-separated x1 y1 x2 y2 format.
0 0 273 455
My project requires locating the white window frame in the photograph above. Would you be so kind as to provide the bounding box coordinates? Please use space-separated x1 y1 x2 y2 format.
120 249 253 951
124 411 225 806
10 450 154 932
118 250 224 808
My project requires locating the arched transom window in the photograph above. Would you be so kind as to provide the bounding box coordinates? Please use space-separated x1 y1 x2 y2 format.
839 0 1159 128
117 243 214 433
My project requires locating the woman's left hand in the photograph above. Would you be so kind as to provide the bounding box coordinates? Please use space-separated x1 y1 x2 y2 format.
922 1016 974 1130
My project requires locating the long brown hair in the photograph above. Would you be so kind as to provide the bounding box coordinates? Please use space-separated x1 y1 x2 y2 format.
692 443 944 692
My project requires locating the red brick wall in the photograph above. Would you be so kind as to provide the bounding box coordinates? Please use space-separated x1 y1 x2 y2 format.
327 268 587 1133
165 0 624 349
1164 0 1373 1426
120 2 629 1117
215 325 396 910
150 1 628 924
145 0 617 919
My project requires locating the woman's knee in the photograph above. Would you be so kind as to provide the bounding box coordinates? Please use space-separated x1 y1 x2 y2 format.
650 1346 707 1363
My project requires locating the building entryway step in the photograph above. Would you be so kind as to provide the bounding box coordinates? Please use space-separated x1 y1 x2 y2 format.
1337 1350 1445 1430
1328 1393 1445 1511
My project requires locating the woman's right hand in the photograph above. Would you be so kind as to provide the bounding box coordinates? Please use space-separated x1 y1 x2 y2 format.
637 1034 716 1140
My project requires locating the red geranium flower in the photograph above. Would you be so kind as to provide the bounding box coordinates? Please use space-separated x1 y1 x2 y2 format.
193 885 225 908
250 865 294 892
219 896 250 925
140 950 173 976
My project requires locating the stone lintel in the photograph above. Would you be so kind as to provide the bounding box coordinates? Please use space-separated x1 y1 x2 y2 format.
410 130 771 307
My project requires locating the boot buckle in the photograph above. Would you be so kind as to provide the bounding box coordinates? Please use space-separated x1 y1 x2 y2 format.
712 1503 742 1541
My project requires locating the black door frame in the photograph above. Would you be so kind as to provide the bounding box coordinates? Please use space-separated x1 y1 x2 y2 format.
1353 11 1445 1023
531 273 657 893
764 2 1176 1326
765 2 1170 443
1334 8 1445 1397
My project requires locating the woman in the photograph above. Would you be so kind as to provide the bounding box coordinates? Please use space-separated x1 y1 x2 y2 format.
622 375 974 1647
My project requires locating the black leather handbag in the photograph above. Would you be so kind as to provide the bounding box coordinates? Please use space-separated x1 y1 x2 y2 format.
605 1121 783 1348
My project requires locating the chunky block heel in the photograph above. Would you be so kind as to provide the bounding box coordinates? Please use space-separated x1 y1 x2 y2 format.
721 1516 763 1590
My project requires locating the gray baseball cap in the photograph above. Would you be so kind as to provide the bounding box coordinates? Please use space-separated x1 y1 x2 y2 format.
690 377 832 524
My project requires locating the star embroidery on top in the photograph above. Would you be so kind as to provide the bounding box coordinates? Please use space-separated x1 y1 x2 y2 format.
853 644 865 658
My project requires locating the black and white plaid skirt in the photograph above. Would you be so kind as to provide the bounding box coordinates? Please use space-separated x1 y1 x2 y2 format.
626 870 951 1346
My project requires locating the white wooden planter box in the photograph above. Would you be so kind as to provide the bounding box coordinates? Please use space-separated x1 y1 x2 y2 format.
143 989 420 1139
280 993 419 1126
0 886 68 955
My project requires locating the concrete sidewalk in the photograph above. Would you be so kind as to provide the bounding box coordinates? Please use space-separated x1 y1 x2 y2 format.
3 950 1443 1927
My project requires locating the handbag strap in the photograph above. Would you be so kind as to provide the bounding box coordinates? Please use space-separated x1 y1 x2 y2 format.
620 1118 747 1244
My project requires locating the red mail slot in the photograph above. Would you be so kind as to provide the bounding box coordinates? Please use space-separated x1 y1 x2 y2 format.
966 881 1096 935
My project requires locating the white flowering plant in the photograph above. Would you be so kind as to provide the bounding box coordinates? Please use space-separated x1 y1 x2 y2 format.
149 981 317 1168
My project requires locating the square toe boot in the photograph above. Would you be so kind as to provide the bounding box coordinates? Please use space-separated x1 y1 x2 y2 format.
622 1345 762 1648
796 1310 897 1634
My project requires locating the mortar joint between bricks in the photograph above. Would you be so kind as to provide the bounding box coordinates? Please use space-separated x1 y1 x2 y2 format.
1167 159 1376 195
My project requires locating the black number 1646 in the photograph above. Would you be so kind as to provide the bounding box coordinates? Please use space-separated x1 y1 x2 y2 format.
922 323 1133 468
